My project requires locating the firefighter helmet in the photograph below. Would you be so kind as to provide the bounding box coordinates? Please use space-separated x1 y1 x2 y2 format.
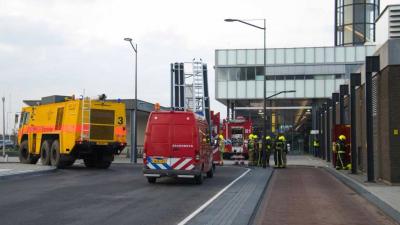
254 135 258 139
266 135 271 140
278 136 286 141
339 135 346 141
219 134 224 140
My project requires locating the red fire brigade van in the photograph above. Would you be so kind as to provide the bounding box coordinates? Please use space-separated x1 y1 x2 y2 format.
143 111 214 184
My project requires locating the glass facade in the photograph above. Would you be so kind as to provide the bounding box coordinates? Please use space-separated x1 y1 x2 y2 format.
215 46 376 100
335 0 380 46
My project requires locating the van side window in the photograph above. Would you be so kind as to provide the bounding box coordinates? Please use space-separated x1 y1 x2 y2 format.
19 112 30 128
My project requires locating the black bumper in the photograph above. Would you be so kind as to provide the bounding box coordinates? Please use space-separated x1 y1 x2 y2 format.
143 169 201 178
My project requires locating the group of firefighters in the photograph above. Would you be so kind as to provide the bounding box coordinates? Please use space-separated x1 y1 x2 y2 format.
218 132 350 170
218 134 289 168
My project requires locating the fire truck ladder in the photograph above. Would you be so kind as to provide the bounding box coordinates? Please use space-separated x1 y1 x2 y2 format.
184 60 206 116
81 97 91 141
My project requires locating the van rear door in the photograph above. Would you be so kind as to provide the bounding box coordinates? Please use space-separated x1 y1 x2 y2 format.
169 114 196 171
146 113 171 169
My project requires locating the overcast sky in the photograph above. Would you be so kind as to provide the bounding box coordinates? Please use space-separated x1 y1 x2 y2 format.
0 0 398 134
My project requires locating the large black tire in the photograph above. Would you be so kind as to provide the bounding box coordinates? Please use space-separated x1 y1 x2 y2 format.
194 173 203 185
40 140 51 165
50 140 62 168
19 140 38 164
147 177 156 184
84 158 96 168
206 165 214 178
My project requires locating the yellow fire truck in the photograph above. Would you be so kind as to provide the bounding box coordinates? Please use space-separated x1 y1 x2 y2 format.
18 95 127 169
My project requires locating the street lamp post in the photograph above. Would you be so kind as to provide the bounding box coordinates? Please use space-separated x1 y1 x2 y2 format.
224 18 267 167
124 37 138 164
2 97 5 158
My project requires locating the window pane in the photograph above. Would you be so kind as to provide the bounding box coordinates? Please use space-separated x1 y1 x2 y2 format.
217 68 228 81
305 80 314 97
246 81 256 98
366 4 375 23
325 79 335 97
345 46 355 62
295 80 305 97
276 49 285 64
315 80 325 97
217 50 227 65
354 4 365 23
228 81 236 98
276 80 285 93
305 48 315 63
237 50 246 64
344 25 353 44
229 68 239 81
285 80 295 97
256 67 265 80
247 50 256 64
217 82 227 99
237 81 246 98
344 5 353 24
335 47 345 62
325 48 334 63
285 48 295 64
356 46 365 61
267 49 275 64
266 80 275 95
354 23 365 43
228 50 236 65
256 81 263 98
315 48 325 63
247 67 255 80
256 49 264 64
366 24 374 42
295 48 305 63
239 67 246 80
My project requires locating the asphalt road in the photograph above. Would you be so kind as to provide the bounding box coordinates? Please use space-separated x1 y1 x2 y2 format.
253 166 399 225
0 164 247 225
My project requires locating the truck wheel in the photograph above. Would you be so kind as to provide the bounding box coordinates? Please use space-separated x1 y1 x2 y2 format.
40 141 51 165
84 158 96 168
147 177 156 183
19 140 38 164
194 174 204 184
50 140 62 168
207 166 214 178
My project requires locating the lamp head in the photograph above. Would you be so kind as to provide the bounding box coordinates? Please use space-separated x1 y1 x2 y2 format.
224 19 236 22
124 37 132 42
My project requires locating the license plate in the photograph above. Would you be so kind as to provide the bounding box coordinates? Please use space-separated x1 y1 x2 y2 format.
96 141 108 145
152 158 166 164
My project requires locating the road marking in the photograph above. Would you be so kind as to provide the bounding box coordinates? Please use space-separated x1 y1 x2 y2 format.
0 169 12 172
177 168 251 225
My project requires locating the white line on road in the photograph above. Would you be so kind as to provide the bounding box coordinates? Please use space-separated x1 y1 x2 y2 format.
177 168 251 225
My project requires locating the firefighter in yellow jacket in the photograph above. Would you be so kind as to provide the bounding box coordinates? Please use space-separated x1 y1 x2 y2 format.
275 135 287 168
247 134 255 166
219 134 225 166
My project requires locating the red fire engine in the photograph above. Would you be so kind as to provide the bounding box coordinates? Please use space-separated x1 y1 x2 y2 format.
221 116 253 159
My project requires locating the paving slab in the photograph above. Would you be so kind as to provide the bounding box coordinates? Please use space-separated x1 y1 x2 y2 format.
286 154 400 224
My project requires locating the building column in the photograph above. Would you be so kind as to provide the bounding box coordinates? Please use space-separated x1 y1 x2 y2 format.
350 73 361 174
365 56 380 182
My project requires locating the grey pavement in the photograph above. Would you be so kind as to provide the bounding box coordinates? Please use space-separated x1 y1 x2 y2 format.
287 154 400 223
0 157 55 179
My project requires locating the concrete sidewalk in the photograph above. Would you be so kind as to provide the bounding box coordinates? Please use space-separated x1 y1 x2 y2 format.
0 157 56 180
287 154 400 223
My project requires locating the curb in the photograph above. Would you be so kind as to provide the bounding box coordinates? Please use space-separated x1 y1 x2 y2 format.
0 167 57 181
248 168 275 225
324 166 400 224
